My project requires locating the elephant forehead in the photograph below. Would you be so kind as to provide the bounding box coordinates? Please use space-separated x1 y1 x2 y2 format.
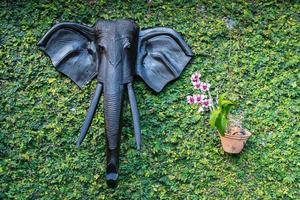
96 20 138 37
99 36 131 44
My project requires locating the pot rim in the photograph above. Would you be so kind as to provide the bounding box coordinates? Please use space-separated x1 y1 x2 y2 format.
219 129 252 140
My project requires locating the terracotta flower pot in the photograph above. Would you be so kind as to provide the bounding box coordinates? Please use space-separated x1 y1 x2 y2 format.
219 129 251 154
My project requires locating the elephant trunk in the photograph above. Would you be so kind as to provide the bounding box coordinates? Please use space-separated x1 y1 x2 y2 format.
103 81 125 188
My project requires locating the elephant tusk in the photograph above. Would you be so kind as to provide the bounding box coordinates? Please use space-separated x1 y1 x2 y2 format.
127 83 141 150
76 82 103 147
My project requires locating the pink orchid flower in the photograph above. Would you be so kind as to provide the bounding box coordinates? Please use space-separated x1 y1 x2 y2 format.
193 81 201 89
202 98 213 108
187 95 195 104
200 82 211 92
186 71 215 114
194 94 206 104
191 72 201 83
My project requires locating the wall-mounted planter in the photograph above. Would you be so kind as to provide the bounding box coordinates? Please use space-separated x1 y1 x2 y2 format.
219 128 251 154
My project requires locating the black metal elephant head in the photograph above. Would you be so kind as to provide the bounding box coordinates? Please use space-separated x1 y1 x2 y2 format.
38 19 192 188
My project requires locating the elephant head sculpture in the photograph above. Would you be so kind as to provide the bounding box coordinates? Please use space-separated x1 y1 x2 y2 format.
38 19 192 188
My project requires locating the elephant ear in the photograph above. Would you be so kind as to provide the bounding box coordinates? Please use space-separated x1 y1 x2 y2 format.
38 22 98 89
136 27 193 92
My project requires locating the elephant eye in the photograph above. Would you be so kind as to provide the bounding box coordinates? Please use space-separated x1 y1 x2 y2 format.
98 44 105 52
123 39 131 49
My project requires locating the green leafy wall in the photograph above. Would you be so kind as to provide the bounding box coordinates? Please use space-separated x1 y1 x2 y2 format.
0 0 299 199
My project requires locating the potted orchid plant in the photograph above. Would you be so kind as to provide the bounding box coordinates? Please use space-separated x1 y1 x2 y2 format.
187 72 251 154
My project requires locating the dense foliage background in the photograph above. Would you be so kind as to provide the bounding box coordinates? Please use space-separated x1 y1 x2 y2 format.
1 0 299 199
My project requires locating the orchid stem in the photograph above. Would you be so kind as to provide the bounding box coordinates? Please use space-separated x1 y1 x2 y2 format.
206 79 215 111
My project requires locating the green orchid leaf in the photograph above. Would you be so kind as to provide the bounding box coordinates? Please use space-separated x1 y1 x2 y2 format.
222 103 235 117
209 109 221 128
218 94 226 106
219 99 235 107
216 113 228 136
219 99 236 117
